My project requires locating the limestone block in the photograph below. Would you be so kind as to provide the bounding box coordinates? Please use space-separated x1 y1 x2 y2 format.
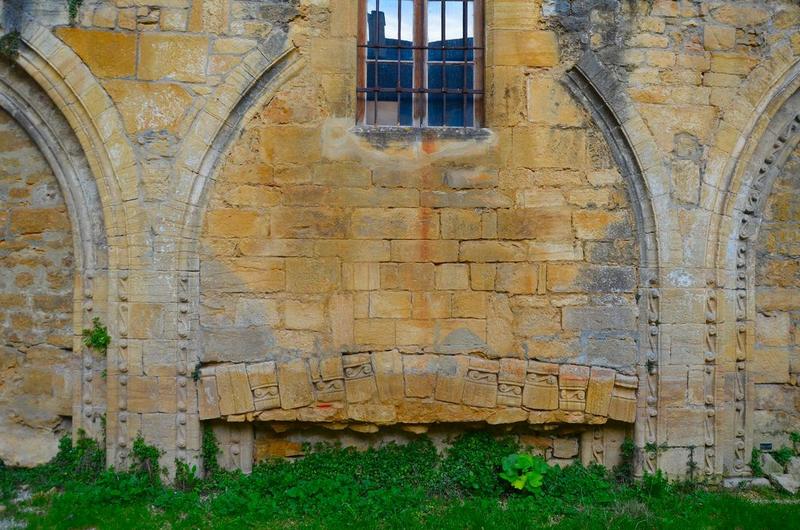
330 293 354 348
370 291 412 319
460 241 527 262
585 367 615 416
497 358 526 407
309 356 345 403
523 361 560 410
412 292 451 319
403 354 439 398
553 438 579 459
608 374 638 423
463 358 499 408
434 355 470 404
497 207 572 240
703 25 735 51
285 257 340 293
559 365 590 411
493 30 559 67
390 240 459 263
372 350 405 402
435 264 470 290
197 368 220 414
55 28 136 78
284 300 325 331
278 359 313 410
351 208 438 239
496 263 539 294
217 364 255 416
127 376 160 413
139 34 209 82
103 80 193 134
343 353 377 403
487 408 528 424
246 361 280 411
348 404 397 424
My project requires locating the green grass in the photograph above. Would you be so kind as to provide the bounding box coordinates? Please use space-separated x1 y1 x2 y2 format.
1 431 797 530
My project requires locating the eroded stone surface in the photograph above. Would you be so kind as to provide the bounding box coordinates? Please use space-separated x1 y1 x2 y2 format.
197 354 637 426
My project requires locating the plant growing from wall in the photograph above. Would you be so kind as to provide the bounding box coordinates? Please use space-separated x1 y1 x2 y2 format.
750 448 764 477
498 453 549 495
772 447 793 468
201 425 221 478
67 0 84 23
130 435 164 484
82 316 110 355
0 31 21 59
614 437 636 483
790 432 800 456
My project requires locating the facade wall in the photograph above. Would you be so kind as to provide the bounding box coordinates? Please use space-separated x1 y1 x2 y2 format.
0 108 75 466
0 0 797 478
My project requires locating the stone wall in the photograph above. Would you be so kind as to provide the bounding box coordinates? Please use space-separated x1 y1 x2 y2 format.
0 0 797 478
753 143 800 450
0 108 75 466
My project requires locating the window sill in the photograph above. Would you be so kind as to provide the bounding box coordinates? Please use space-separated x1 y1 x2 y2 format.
351 126 493 143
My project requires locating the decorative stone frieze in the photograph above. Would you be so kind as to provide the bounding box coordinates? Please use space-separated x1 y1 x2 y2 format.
196 354 638 426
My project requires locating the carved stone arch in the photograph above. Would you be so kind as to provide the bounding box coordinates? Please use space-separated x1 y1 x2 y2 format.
0 56 112 448
563 51 664 475
2 10 138 454
711 76 800 476
165 46 302 468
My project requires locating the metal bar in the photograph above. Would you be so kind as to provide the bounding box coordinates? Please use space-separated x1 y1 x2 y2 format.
358 87 484 94
462 0 468 127
356 0 368 124
441 0 446 125
374 0 380 125
396 0 402 125
474 0 484 127
413 0 426 126
357 44 484 50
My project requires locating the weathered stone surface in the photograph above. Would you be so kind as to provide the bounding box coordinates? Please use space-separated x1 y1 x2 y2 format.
343 354 377 403
523 361 560 410
278 360 313 410
434 355 470 404
559 365 590 411
463 358 499 408
608 374 638 423
585 367 615 416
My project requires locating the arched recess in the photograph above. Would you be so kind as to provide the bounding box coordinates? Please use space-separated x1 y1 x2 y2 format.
6 6 142 465
1 7 137 458
711 73 800 477
0 55 110 452
165 46 302 466
562 51 663 475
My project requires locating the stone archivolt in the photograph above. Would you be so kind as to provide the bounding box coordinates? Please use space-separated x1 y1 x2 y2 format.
197 354 637 427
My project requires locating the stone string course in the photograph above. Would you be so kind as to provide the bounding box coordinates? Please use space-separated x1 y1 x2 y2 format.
197 354 637 427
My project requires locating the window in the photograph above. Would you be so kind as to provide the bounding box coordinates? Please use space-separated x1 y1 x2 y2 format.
357 0 484 128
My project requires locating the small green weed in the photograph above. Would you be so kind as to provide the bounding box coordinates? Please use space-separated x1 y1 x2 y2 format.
67 0 84 23
129 435 163 484
772 446 794 468
200 425 221 478
790 432 800 455
498 453 549 494
82 316 111 355
750 448 764 477
0 31 21 59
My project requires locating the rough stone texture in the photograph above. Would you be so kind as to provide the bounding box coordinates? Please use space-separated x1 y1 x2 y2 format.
0 0 797 480
197 355 636 426
0 109 75 466
753 144 800 449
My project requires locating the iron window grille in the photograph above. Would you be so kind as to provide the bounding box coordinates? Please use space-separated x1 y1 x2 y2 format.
357 0 485 128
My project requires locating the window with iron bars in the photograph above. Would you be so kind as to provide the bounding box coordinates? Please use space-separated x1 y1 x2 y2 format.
357 0 485 128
